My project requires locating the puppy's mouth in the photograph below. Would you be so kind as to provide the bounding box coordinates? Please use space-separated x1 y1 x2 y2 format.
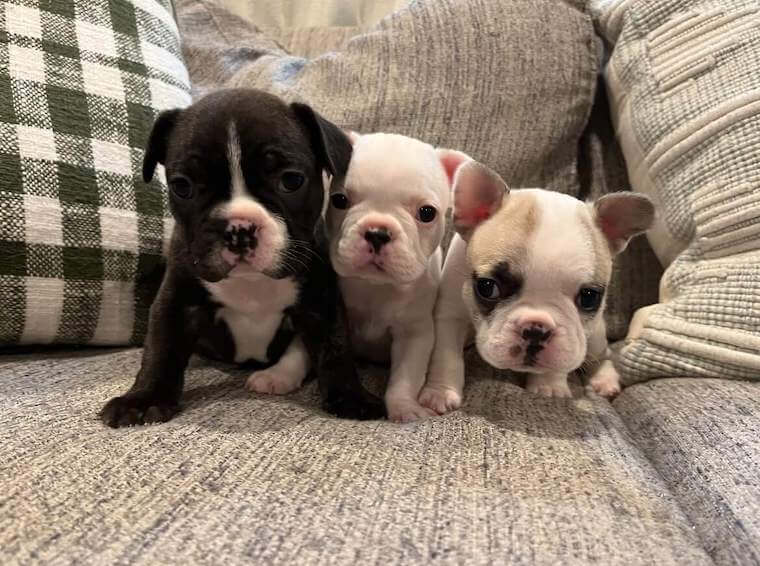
343 251 389 277
523 342 543 367
501 354 551 374
480 342 565 374
369 258 386 272
222 247 253 265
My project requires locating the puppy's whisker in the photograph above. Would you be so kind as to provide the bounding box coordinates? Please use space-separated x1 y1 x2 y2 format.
290 246 318 261
290 240 323 263
280 251 309 272
283 252 313 271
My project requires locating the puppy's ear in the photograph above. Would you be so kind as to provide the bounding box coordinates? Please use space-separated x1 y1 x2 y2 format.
593 193 655 254
291 103 352 178
143 109 181 183
452 161 509 238
436 149 471 186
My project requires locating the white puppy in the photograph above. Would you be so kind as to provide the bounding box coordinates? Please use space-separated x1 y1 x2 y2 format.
418 161 654 413
326 132 469 422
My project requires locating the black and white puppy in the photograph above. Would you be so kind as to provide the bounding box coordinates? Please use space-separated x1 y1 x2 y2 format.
100 89 384 427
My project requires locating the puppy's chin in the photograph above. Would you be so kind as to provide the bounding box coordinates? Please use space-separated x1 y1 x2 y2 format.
334 256 426 285
194 248 283 282
192 245 233 283
195 261 232 283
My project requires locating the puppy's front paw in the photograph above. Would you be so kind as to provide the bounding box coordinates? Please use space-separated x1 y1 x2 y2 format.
418 385 462 415
99 391 179 428
386 398 436 423
323 389 387 421
525 374 572 398
246 369 302 395
589 362 622 399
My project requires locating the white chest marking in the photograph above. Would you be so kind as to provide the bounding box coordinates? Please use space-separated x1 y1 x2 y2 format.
203 271 300 363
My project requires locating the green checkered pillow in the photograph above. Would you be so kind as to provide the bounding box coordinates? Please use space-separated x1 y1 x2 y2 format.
0 0 190 346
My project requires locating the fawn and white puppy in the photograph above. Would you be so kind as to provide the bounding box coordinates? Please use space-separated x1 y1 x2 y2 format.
418 161 655 414
326 132 469 422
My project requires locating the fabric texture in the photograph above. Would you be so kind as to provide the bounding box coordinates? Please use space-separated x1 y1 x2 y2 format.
615 378 760 565
0 347 713 565
0 0 191 347
222 0 407 30
177 0 598 195
594 0 760 384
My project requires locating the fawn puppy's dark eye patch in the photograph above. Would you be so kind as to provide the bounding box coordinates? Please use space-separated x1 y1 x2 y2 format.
490 261 523 299
471 261 523 315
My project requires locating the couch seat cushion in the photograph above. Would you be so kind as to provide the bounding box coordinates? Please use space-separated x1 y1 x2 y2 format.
0 349 710 565
615 378 760 565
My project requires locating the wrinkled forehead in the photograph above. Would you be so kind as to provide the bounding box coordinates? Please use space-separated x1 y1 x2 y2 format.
174 99 309 158
345 135 449 204
468 190 611 284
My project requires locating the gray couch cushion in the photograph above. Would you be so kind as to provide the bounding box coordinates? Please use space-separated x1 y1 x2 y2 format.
0 349 711 564
615 378 760 565
176 0 597 195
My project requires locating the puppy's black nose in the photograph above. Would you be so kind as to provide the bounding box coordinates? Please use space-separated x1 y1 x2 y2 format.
364 228 391 253
225 223 257 254
521 326 552 344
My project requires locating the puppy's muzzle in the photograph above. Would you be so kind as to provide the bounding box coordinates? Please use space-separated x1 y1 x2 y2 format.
224 219 258 255
364 227 391 253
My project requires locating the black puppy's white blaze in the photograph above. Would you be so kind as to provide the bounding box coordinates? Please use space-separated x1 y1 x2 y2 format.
202 120 301 365
212 121 290 274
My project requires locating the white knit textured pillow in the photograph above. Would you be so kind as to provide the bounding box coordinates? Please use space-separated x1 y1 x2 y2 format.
595 0 760 383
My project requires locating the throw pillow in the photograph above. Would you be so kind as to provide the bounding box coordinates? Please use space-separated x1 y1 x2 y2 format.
0 0 191 346
595 0 760 384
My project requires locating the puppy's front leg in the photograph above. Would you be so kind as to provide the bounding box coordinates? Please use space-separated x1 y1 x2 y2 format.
100 272 204 427
586 308 651 399
386 320 437 423
588 355 621 398
294 265 385 420
246 335 310 395
418 314 470 414
525 372 572 398
418 237 471 415
304 308 386 420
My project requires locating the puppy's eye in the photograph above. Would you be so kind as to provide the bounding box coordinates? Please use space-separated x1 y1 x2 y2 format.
417 205 437 223
474 278 500 301
576 287 604 312
169 175 193 199
330 193 349 210
280 171 305 192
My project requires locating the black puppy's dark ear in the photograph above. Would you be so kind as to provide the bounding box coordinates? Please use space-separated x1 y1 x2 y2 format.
143 109 181 183
290 102 352 178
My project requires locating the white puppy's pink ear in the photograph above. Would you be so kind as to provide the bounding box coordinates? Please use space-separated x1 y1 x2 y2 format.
452 161 509 236
436 149 471 185
344 130 360 145
593 193 655 255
